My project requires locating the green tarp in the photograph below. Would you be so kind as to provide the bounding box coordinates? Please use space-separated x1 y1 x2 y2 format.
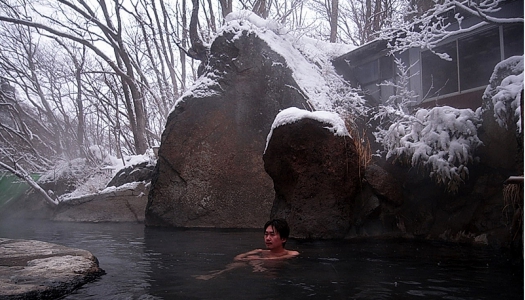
0 173 40 210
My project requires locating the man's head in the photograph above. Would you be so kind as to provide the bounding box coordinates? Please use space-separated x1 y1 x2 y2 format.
264 219 290 249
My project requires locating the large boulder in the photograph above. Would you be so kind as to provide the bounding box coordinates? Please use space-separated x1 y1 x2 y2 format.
263 109 360 239
145 22 309 228
0 238 104 299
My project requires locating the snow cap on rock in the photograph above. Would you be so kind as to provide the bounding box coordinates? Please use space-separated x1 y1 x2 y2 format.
265 107 349 152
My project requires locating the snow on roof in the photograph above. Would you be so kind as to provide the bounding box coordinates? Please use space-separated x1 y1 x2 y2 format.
175 10 356 112
265 107 349 152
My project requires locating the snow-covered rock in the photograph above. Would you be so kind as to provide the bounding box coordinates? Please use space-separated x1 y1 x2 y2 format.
264 112 359 239
146 14 317 228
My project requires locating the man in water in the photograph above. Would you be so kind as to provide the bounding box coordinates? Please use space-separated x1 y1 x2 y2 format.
194 219 299 280
235 219 299 261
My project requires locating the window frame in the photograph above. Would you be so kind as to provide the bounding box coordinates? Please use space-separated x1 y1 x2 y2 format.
419 24 515 104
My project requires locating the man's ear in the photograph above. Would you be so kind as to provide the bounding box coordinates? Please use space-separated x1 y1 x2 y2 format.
281 237 287 243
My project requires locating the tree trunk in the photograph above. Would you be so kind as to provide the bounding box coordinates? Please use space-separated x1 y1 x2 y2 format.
219 0 233 18
330 0 339 42
188 0 208 61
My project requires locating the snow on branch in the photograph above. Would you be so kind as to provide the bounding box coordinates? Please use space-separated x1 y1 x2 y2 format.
380 57 419 110
0 160 58 206
374 105 483 193
483 55 524 133
377 106 483 193
380 0 523 58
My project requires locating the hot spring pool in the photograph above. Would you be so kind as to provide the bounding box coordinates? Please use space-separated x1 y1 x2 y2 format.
0 219 522 299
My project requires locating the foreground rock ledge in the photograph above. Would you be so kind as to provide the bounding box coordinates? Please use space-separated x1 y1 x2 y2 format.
0 238 104 299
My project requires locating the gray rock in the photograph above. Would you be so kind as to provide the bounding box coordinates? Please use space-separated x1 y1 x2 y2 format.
364 164 403 206
146 29 309 228
0 238 104 299
264 118 360 239
106 162 155 188
53 182 149 223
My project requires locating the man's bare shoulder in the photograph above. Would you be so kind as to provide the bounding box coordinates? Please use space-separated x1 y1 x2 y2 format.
281 250 299 259
262 249 299 260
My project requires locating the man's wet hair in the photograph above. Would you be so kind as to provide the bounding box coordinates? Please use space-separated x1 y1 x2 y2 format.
264 219 290 241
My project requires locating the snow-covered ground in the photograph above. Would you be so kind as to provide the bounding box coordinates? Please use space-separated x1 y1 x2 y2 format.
38 146 156 203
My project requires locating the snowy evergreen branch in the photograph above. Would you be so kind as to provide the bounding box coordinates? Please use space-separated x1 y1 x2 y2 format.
483 55 524 133
380 57 419 111
375 106 483 193
326 65 368 127
374 58 483 193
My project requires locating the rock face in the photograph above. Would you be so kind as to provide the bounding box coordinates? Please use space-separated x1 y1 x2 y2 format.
145 30 309 228
107 162 154 188
2 179 150 223
0 238 104 299
364 164 403 206
53 182 149 223
264 118 360 239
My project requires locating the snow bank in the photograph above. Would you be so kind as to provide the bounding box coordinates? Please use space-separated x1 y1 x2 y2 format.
39 147 156 203
265 107 349 152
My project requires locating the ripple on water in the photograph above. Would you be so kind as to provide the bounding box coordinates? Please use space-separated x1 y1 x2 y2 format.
318 257 339 262
406 289 449 297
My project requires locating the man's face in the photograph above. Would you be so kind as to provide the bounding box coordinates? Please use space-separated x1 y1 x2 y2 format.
264 225 285 250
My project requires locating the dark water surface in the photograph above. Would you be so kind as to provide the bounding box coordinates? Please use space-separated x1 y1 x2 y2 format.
0 219 522 299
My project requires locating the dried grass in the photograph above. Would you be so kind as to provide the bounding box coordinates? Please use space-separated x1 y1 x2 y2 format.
503 179 523 241
345 119 372 182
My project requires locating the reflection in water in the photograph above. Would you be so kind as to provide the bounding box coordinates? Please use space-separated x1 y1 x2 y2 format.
0 219 522 299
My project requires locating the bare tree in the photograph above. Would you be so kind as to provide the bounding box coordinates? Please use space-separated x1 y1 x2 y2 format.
339 0 396 45
252 0 270 18
329 0 338 42
52 39 89 159
188 0 209 62
0 0 151 154
0 78 58 205
219 0 233 18
308 0 340 42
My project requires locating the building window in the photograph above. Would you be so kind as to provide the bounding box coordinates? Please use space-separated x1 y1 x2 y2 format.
353 56 393 85
458 27 500 91
380 56 394 80
422 42 458 98
354 60 379 84
421 25 516 99
503 24 524 58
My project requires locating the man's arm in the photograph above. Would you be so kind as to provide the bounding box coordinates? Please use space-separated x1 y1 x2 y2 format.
265 250 300 260
234 249 264 261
